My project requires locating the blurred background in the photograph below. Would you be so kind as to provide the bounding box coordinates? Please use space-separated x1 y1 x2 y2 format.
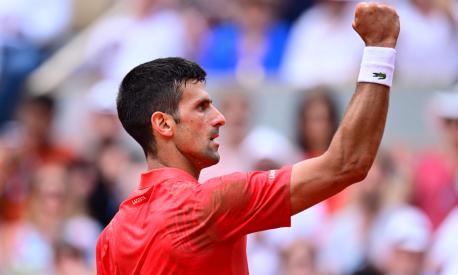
0 0 457 274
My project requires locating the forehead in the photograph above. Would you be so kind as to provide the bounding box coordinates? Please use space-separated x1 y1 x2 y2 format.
179 81 210 105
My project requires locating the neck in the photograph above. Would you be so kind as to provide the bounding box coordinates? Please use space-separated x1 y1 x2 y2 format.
146 150 200 179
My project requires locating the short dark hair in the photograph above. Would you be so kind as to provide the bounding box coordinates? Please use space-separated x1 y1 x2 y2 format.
117 57 206 157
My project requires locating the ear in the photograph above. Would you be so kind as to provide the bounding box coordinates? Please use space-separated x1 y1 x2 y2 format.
151 112 175 138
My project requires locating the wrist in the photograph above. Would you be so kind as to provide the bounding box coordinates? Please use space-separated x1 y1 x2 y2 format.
365 40 397 49
357 47 397 87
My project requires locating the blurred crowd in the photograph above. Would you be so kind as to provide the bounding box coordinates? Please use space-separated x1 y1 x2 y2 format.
0 0 457 274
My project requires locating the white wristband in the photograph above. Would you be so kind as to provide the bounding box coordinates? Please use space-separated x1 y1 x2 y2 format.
358 47 396 87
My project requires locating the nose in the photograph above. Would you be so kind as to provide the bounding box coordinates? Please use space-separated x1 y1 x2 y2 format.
211 106 226 127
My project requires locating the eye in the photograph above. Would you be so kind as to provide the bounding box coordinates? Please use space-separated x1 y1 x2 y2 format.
197 101 210 111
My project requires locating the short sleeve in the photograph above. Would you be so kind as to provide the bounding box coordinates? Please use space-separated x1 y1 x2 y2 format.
96 230 108 275
198 166 292 241
96 225 116 275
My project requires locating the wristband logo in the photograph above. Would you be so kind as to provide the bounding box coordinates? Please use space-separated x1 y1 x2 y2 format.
373 72 386 80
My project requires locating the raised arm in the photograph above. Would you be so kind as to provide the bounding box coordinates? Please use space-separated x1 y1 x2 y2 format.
290 2 400 215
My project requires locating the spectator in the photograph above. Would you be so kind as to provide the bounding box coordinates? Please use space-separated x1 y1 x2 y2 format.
0 217 53 274
280 239 318 275
0 95 73 222
88 140 132 226
412 88 458 229
79 79 123 159
281 0 315 24
396 0 458 87
296 86 339 159
242 125 301 171
16 95 73 164
58 216 101 271
296 87 344 214
84 0 191 82
247 233 281 275
198 0 289 83
66 159 97 218
379 206 431 275
318 157 390 275
64 159 102 267
0 161 70 274
27 162 68 245
429 206 458 274
280 0 362 88
0 0 72 125
54 242 94 275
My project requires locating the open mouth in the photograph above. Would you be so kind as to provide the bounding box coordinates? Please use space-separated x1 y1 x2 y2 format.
209 134 220 148
209 133 219 141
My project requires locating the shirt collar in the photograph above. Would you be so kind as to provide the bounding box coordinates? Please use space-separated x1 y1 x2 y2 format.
139 167 198 189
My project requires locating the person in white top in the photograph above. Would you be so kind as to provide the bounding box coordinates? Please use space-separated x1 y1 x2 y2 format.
280 0 363 88
85 0 188 82
395 0 458 87
429 206 458 274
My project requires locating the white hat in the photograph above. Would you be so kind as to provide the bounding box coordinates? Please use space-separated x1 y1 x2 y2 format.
62 216 102 264
241 126 302 167
383 206 431 253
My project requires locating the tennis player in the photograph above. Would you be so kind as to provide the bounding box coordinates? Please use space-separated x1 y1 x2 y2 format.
96 2 400 274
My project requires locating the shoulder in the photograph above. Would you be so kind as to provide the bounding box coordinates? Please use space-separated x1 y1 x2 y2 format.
96 223 112 257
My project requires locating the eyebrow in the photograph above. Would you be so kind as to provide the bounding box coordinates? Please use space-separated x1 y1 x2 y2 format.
195 98 212 106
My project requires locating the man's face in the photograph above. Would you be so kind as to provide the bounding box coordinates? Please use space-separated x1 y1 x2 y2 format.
173 81 226 170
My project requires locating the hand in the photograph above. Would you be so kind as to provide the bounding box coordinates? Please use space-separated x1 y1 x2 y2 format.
352 2 400 48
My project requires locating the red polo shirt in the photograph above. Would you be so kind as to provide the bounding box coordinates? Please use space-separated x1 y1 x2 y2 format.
96 166 291 275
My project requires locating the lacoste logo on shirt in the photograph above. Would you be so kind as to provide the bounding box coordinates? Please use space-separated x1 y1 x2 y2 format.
132 196 147 205
373 72 386 80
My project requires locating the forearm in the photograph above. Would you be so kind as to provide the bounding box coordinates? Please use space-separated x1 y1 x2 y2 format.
291 83 389 213
328 82 389 180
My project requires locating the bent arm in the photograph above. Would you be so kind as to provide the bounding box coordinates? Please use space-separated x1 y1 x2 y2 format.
291 83 388 214
290 2 399 215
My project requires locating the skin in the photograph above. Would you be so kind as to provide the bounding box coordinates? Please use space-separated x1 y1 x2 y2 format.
290 2 399 214
147 81 226 178
148 2 400 215
302 100 334 154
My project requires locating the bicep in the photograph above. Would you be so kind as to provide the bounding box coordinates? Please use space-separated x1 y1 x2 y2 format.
290 153 349 215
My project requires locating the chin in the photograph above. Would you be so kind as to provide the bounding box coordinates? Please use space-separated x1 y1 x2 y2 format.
207 154 220 167
189 149 220 171
200 153 220 169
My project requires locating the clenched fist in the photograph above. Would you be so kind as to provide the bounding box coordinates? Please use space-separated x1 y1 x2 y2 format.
353 2 400 48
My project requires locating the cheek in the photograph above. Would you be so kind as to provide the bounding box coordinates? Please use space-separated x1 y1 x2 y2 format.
184 116 209 135
176 122 205 148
